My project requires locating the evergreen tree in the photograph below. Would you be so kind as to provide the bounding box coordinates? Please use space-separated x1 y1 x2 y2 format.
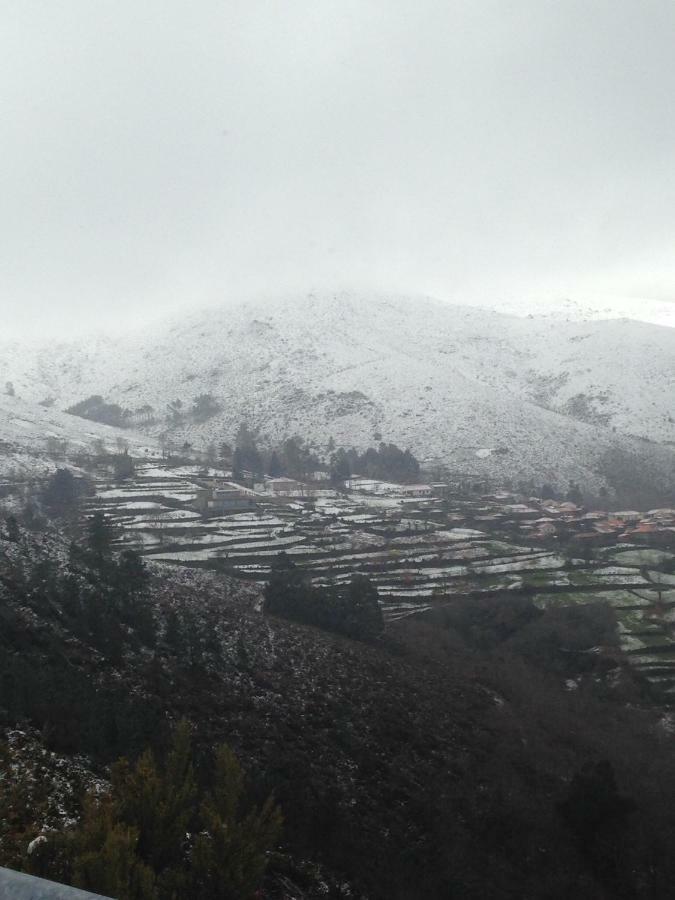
113 451 136 482
338 442 420 482
281 437 309 479
234 423 262 475
87 513 115 563
116 549 149 596
66 396 129 428
113 720 197 875
70 796 156 900
232 448 244 482
191 394 221 423
344 574 384 640
234 423 257 455
540 483 558 500
42 469 81 519
32 722 281 900
264 555 383 641
566 481 584 506
330 449 351 484
190 745 282 899
247 446 263 477
268 451 283 477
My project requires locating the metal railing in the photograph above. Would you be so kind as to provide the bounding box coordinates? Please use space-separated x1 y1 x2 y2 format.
0 867 114 900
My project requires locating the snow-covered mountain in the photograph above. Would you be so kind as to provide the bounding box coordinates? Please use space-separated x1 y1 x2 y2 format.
2 292 674 491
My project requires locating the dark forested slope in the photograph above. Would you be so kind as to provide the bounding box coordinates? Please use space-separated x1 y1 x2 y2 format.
2 520 675 899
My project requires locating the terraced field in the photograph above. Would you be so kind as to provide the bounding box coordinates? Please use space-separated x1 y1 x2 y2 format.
86 463 675 694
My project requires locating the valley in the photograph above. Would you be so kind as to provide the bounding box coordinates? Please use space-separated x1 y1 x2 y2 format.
2 295 675 898
78 458 675 697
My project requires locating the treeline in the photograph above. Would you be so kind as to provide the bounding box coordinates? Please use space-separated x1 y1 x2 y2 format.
263 552 384 641
539 479 587 505
231 425 320 481
329 443 420 483
598 444 675 510
3 511 152 665
0 515 228 760
66 393 223 429
228 423 420 486
66 395 131 428
166 394 222 426
23 463 133 534
0 528 162 765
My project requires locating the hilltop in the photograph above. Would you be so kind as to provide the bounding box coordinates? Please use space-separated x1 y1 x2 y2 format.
1 292 674 493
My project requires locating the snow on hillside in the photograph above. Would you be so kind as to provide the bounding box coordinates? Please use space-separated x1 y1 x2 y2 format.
0 393 158 477
484 293 675 330
1 292 674 490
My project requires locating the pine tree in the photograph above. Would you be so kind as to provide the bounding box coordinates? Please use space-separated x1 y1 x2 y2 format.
345 575 384 640
42 469 81 519
566 481 584 506
234 423 263 475
234 422 257 455
190 745 282 899
330 449 351 484
116 549 149 596
32 721 281 900
71 796 156 900
87 513 115 564
113 451 136 482
232 448 244 482
268 451 283 477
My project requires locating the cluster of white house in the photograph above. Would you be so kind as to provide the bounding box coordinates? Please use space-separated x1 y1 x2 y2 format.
192 475 436 517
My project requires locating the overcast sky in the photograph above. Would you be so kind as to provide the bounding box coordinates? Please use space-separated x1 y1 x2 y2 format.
2 0 675 337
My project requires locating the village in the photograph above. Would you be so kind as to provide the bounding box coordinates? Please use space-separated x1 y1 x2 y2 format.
79 455 675 696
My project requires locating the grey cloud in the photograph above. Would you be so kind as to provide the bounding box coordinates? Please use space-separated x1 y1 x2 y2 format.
1 0 674 336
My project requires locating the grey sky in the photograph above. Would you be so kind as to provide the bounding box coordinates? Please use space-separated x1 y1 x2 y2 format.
2 0 675 337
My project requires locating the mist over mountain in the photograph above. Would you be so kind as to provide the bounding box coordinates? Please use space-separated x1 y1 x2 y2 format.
2 292 674 497
5 2 675 896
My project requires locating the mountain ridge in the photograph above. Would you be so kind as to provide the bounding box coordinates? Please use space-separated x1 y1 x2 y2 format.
1 292 674 494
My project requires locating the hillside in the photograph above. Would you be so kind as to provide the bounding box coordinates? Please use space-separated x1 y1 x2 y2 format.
3 519 675 898
0 394 158 478
2 293 674 492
